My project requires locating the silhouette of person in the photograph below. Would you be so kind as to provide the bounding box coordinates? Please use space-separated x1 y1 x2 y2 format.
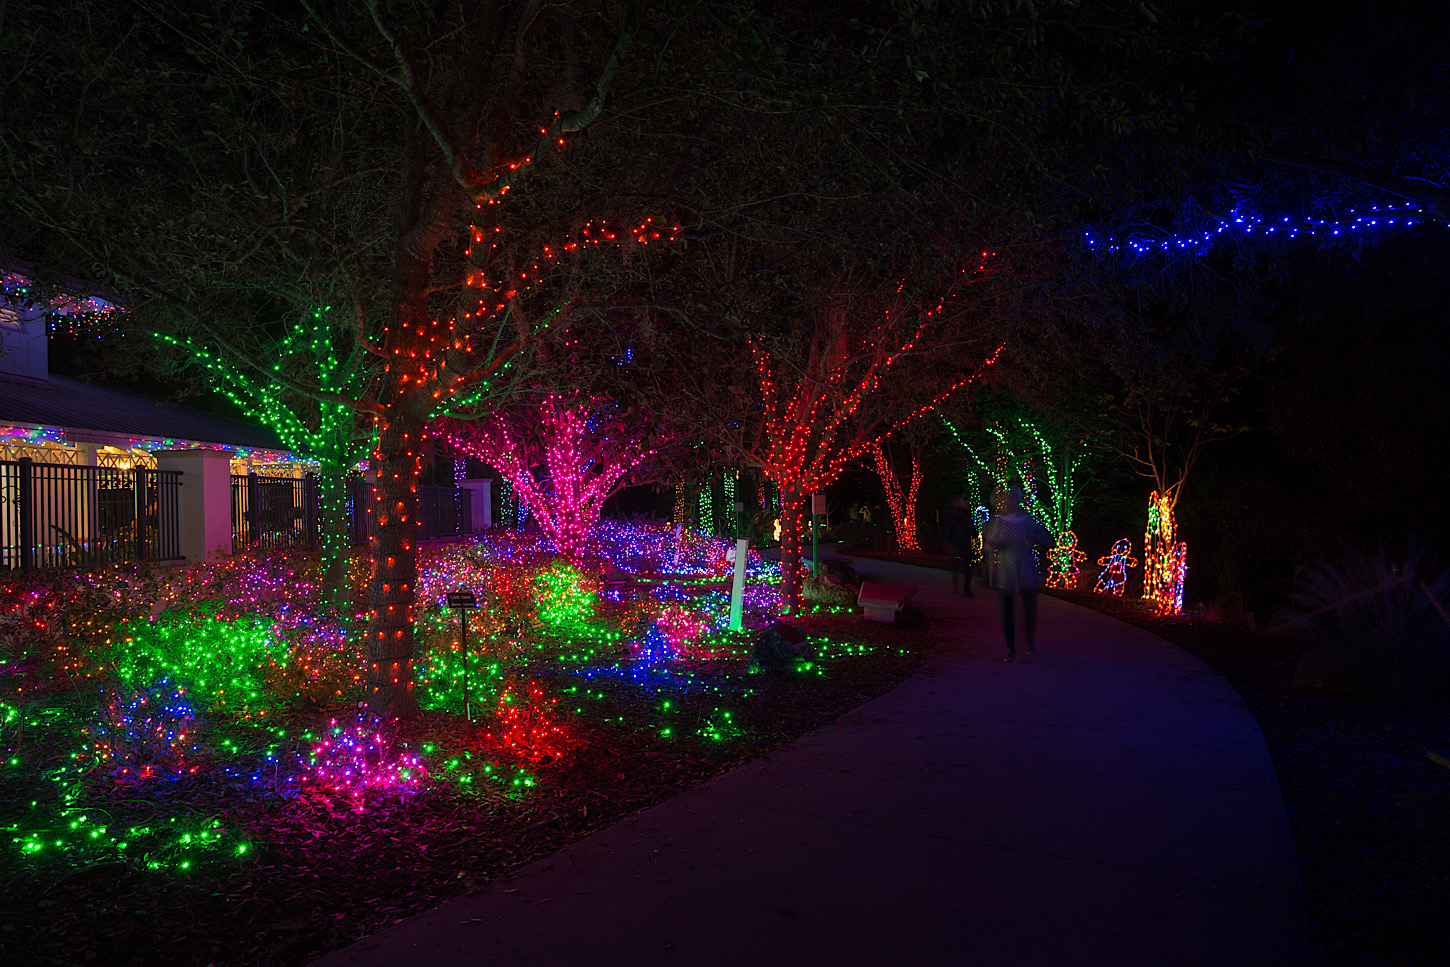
982 481 1053 662
941 496 976 596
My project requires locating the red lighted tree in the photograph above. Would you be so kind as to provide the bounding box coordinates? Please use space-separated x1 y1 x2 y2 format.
867 428 929 554
438 394 661 561
723 277 1004 612
294 6 659 719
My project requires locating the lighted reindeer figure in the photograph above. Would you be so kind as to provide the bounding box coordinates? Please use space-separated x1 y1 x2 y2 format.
1045 530 1088 589
1093 538 1139 597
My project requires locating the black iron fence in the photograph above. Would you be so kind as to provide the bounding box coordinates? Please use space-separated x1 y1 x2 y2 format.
344 477 370 546
0 458 183 570
231 473 317 553
233 475 473 551
0 463 477 568
418 485 472 540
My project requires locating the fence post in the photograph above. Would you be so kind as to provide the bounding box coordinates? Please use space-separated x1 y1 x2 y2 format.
134 466 147 561
17 457 33 571
458 478 492 532
459 487 473 536
305 473 318 550
154 450 235 563
247 471 260 548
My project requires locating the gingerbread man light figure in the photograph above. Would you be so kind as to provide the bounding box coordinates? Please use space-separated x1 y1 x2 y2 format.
1045 530 1088 589
1093 538 1138 596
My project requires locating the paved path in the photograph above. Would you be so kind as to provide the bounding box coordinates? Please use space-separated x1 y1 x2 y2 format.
315 559 1308 966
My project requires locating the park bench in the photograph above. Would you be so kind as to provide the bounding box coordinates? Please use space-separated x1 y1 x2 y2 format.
857 581 917 623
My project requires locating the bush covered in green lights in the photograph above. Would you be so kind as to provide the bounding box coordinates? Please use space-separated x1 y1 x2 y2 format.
531 561 597 626
107 608 283 710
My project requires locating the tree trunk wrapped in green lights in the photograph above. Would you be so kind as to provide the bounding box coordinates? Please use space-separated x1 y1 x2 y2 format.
161 306 371 605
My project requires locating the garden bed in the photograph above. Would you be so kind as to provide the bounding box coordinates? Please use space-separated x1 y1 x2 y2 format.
1046 587 1450 967
0 524 931 966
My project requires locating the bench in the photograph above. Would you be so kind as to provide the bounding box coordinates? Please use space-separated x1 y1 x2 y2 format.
857 581 917 623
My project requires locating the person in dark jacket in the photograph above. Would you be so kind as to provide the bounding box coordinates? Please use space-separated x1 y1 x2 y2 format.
982 482 1053 661
941 496 977 596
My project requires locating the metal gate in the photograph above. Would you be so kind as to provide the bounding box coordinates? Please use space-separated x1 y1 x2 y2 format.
231 473 317 553
0 458 182 569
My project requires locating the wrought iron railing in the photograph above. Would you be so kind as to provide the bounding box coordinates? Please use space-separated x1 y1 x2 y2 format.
232 476 473 551
231 473 317 553
0 458 182 569
418 485 472 540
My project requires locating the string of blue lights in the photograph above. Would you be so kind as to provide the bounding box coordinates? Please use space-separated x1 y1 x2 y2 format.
1082 202 1438 260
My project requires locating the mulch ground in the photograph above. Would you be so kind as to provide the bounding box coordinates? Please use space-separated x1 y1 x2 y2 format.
1045 587 1450 967
0 613 931 967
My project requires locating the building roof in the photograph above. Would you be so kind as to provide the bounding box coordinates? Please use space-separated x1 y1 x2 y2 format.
0 374 286 451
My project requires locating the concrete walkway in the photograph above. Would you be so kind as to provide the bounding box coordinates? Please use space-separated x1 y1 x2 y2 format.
315 559 1308 967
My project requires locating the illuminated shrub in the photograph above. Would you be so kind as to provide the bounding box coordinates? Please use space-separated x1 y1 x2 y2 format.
654 604 711 649
267 604 365 707
0 570 134 694
631 623 678 666
531 561 597 626
85 679 202 779
108 608 282 710
303 714 427 799
414 637 507 713
484 677 570 763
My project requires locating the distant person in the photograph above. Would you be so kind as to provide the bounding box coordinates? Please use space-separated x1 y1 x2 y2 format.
982 482 1053 662
941 496 976 596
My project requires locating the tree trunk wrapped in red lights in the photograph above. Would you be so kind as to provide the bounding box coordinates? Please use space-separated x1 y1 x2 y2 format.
437 394 659 562
868 440 924 554
337 6 639 719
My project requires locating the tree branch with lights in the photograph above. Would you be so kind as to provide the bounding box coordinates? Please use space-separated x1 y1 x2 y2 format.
698 256 1006 613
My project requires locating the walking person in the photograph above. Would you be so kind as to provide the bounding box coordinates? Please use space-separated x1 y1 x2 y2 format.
941 496 977 596
982 482 1053 662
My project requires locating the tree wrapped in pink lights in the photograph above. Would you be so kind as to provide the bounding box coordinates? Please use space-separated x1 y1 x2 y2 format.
439 394 660 561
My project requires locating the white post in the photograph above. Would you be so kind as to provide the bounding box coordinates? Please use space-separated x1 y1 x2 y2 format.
154 449 234 563
728 538 749 631
459 478 493 530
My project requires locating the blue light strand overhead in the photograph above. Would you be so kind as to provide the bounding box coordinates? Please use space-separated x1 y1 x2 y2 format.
1082 203 1437 259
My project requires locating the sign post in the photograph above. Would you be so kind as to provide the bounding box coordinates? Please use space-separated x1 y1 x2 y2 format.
729 500 747 632
446 591 479 721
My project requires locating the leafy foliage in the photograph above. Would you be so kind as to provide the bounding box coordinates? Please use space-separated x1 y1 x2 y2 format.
1293 541 1450 697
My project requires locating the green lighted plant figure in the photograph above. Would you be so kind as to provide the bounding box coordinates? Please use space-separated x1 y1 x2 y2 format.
530 561 597 627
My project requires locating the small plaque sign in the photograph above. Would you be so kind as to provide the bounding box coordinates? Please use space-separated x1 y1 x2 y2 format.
446 591 478 608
